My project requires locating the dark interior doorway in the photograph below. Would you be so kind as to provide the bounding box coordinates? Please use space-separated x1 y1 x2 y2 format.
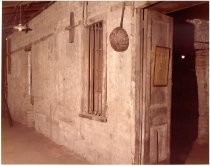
168 3 209 164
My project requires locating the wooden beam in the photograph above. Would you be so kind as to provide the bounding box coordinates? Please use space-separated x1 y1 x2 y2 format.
3 10 39 15
65 12 75 43
27 2 55 25
2 1 20 8
147 1 207 14
2 1 54 36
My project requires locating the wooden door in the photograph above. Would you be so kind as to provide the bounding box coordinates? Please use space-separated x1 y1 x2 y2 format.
140 9 173 164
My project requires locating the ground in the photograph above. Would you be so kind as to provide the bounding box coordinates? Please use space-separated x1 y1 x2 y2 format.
185 142 209 164
2 118 209 164
2 119 90 164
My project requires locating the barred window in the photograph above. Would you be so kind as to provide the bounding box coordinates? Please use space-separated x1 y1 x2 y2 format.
80 21 107 122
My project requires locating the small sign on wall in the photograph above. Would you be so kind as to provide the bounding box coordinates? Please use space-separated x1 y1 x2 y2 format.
153 46 170 86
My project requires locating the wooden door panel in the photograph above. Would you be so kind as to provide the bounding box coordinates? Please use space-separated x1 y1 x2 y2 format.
150 124 167 163
150 106 168 126
152 21 170 47
142 9 173 164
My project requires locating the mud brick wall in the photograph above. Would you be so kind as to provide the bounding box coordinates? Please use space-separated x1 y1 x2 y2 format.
7 2 147 163
189 19 209 144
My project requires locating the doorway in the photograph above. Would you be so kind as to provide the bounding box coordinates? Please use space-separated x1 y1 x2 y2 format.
135 1 209 164
169 3 209 164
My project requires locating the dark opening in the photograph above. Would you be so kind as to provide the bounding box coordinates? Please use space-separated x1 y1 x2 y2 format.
169 3 209 164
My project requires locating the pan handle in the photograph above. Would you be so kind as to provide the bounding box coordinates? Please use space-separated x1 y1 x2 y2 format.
120 2 126 28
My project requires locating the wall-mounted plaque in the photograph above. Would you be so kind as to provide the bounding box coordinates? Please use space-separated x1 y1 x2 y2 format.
153 46 170 86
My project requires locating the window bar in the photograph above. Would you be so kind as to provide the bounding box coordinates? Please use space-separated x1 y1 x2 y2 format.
92 25 95 115
93 23 95 115
97 22 101 116
94 23 98 115
88 27 91 114
88 27 90 114
99 22 103 116
101 22 103 116
98 22 101 116
94 23 96 115
92 23 97 115
89 26 94 114
101 23 103 116
96 22 100 115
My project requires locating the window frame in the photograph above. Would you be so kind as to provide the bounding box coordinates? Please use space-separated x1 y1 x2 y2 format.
80 15 107 122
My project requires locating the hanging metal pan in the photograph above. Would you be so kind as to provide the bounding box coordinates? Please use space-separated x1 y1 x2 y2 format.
109 2 129 52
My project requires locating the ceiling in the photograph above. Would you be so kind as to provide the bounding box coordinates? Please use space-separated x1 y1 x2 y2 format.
146 1 208 14
2 1 208 37
2 1 55 37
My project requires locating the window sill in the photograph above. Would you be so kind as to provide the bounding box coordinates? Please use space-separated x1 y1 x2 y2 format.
79 113 107 122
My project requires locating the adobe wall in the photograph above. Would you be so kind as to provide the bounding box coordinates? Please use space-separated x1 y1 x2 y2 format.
7 1 146 163
191 19 209 144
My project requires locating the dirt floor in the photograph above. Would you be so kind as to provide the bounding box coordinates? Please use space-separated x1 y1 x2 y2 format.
170 117 209 164
185 142 209 164
2 118 209 164
1 119 90 164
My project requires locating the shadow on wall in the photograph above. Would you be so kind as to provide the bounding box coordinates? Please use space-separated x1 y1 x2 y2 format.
170 14 198 164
